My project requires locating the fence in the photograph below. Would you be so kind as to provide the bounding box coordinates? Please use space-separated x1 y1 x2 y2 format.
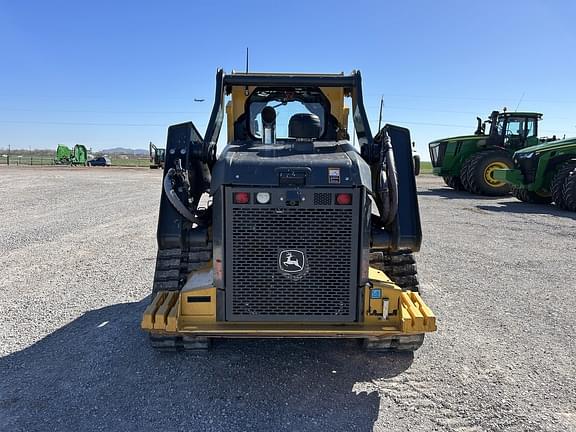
0 156 56 166
0 157 151 167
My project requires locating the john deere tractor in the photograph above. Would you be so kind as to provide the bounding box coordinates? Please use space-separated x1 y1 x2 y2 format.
429 110 544 195
141 70 436 352
493 137 576 210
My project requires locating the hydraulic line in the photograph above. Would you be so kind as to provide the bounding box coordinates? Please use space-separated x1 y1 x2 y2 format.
380 132 399 226
163 168 198 224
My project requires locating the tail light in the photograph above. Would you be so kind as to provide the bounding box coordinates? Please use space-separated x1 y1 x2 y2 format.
233 192 250 204
336 193 352 205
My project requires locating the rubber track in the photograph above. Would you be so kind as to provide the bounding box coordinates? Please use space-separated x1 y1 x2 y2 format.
551 160 576 209
370 251 419 292
363 334 425 352
562 167 576 211
149 237 213 351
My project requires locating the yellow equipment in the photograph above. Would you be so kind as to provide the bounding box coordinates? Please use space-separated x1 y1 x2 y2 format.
142 70 436 351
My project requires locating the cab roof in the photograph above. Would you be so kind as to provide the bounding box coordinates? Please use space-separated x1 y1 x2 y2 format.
500 111 543 118
223 72 357 91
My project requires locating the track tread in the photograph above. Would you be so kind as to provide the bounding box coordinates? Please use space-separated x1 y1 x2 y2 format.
362 334 425 352
370 251 419 292
149 231 213 351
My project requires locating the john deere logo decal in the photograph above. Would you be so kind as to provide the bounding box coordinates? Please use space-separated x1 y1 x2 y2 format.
279 250 306 274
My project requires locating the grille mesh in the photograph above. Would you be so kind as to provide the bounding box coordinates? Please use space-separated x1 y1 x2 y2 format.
313 192 332 205
230 206 355 320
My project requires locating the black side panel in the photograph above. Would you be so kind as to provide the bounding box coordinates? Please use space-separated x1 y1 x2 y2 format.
157 122 201 249
386 124 422 252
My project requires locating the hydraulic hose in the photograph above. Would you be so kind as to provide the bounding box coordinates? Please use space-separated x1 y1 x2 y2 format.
381 132 399 226
163 168 198 224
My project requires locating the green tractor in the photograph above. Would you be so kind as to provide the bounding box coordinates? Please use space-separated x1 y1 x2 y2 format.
493 137 576 210
429 110 545 195
55 144 88 166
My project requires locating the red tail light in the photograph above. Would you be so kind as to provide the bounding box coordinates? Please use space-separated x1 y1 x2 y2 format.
336 193 352 205
233 192 250 204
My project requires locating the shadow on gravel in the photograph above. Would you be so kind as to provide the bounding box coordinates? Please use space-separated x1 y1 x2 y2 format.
418 188 502 200
477 202 576 220
0 300 413 432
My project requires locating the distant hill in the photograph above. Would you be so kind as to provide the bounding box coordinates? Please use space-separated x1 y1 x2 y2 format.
100 147 148 156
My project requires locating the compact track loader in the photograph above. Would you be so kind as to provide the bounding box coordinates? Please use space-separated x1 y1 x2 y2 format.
142 70 436 351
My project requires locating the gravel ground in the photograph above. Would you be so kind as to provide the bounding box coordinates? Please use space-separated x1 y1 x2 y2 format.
0 167 574 432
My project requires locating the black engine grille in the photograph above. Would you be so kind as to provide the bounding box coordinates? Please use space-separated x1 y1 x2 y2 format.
429 141 447 167
226 196 358 322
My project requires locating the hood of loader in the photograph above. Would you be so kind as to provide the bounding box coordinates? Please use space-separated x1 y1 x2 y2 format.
211 140 373 192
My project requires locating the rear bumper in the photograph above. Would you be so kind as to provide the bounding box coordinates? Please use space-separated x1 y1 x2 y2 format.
142 267 437 338
493 168 524 186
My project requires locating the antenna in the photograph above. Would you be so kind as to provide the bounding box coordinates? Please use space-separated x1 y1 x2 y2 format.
245 47 249 73
244 47 249 96
378 95 384 131
515 92 525 111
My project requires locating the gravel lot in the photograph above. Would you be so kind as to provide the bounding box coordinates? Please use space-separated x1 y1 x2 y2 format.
1 167 575 432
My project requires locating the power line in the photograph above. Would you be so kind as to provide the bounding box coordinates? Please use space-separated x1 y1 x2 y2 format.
0 108 210 115
0 120 169 127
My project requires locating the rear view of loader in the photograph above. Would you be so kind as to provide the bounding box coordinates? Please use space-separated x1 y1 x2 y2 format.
141 70 436 352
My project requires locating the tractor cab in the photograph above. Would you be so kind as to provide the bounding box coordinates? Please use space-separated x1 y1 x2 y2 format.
486 111 542 150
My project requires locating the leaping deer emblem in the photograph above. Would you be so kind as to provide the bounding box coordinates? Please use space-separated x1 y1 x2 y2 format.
279 250 305 273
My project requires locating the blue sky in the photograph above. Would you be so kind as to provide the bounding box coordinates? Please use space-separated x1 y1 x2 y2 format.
1 0 575 158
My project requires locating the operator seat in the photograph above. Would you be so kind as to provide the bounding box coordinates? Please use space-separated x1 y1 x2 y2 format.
288 113 322 140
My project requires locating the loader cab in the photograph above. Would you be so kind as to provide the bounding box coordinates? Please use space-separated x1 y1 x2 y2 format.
487 111 542 150
224 74 352 146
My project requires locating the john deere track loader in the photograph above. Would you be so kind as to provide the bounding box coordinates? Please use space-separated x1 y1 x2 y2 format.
141 70 436 352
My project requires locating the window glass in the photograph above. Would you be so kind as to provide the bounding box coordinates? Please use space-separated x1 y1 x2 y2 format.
525 118 536 137
505 118 525 136
250 101 324 138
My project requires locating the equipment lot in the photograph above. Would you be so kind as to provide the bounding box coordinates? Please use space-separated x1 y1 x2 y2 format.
0 168 574 432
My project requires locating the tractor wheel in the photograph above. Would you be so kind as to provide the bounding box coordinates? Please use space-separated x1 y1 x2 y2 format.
551 160 576 209
562 168 576 211
511 187 552 204
369 250 419 292
413 155 421 176
461 150 513 196
443 175 465 191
